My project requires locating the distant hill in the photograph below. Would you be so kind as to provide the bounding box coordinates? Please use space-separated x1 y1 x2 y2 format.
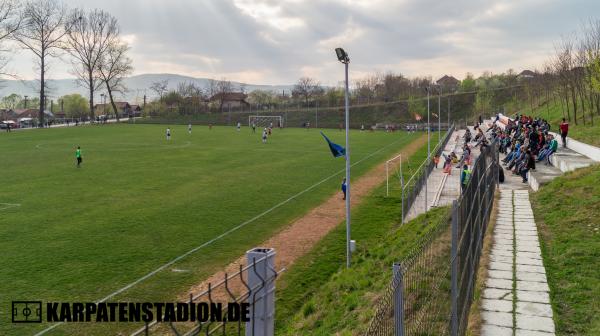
0 74 295 104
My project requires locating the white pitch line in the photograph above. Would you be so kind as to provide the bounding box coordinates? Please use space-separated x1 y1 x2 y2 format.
34 134 411 336
0 203 20 211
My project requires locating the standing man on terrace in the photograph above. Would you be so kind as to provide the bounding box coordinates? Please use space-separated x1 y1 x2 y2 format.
559 118 569 148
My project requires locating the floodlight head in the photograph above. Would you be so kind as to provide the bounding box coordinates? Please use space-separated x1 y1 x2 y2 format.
335 48 350 64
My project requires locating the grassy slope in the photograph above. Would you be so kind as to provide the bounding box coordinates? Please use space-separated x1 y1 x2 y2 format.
531 165 600 335
0 124 420 335
274 133 438 333
279 204 450 335
527 98 600 147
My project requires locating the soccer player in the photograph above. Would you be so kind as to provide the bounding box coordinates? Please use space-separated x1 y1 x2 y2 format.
166 127 171 140
188 123 192 134
237 122 241 131
262 128 268 143
252 122 256 133
75 146 83 168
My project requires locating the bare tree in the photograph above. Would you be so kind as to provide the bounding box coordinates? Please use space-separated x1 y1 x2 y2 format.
0 0 21 77
214 78 233 111
292 77 323 106
553 37 575 122
150 79 168 102
12 0 69 126
97 41 132 119
66 8 119 120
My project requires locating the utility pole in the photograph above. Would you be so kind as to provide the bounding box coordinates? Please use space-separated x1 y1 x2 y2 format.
426 87 430 212
448 95 450 128
315 100 319 129
438 86 441 144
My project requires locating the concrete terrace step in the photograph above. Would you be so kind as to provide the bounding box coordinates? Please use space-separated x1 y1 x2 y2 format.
550 147 596 173
527 163 563 192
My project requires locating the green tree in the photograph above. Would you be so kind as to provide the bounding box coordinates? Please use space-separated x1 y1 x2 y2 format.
1 93 21 109
60 94 89 118
460 73 476 92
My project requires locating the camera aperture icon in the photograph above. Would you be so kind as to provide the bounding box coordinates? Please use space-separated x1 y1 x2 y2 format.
12 301 42 323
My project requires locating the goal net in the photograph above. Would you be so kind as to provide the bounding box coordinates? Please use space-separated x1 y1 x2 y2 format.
386 154 404 197
249 116 284 129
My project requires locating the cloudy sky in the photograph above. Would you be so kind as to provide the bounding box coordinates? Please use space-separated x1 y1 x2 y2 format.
6 0 600 86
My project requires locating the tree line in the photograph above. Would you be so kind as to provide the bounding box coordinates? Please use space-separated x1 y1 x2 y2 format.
0 0 133 124
516 19 600 126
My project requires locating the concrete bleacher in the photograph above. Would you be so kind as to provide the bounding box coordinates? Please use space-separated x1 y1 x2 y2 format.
491 114 599 191
549 147 597 173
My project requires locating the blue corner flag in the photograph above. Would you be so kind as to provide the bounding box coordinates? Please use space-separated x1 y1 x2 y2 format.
320 132 346 158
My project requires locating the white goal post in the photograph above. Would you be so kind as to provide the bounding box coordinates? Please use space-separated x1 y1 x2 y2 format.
386 154 404 197
249 116 284 128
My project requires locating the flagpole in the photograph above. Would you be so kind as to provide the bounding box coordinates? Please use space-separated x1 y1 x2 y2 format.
344 60 351 269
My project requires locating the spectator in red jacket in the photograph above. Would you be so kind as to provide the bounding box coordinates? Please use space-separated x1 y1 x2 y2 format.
559 118 569 148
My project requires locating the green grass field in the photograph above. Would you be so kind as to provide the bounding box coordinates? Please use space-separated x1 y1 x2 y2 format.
532 165 600 335
0 124 420 335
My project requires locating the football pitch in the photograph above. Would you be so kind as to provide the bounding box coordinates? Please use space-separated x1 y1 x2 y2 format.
0 124 420 335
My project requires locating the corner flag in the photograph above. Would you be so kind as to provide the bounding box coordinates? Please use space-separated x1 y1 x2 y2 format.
320 132 346 158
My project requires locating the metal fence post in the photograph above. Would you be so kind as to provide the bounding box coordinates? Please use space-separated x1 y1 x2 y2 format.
246 248 276 336
401 175 405 225
451 200 459 336
393 263 405 336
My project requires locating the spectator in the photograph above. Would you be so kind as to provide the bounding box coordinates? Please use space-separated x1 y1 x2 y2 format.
519 150 536 183
460 164 471 192
559 118 569 148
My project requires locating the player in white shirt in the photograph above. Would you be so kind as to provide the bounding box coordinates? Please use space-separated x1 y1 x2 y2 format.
237 122 241 131
188 123 192 134
262 128 268 143
166 127 171 140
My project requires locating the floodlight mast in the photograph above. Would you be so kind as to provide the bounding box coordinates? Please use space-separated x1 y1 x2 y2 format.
336 47 351 268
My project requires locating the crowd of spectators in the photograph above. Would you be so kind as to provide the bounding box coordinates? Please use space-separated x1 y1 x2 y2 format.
486 114 556 183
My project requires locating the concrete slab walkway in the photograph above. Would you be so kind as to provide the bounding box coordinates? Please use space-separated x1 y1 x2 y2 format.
481 189 555 335
405 127 488 221
405 129 465 220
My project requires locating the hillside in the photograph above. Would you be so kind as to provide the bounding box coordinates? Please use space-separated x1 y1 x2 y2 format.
528 99 600 147
0 74 294 104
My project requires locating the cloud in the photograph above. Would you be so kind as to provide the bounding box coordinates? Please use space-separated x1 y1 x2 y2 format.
3 0 599 86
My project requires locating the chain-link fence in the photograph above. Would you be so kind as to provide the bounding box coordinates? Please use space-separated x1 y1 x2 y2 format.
365 207 452 336
366 140 499 336
450 141 499 335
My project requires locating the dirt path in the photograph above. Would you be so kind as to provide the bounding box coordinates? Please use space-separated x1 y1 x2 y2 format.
182 134 428 301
